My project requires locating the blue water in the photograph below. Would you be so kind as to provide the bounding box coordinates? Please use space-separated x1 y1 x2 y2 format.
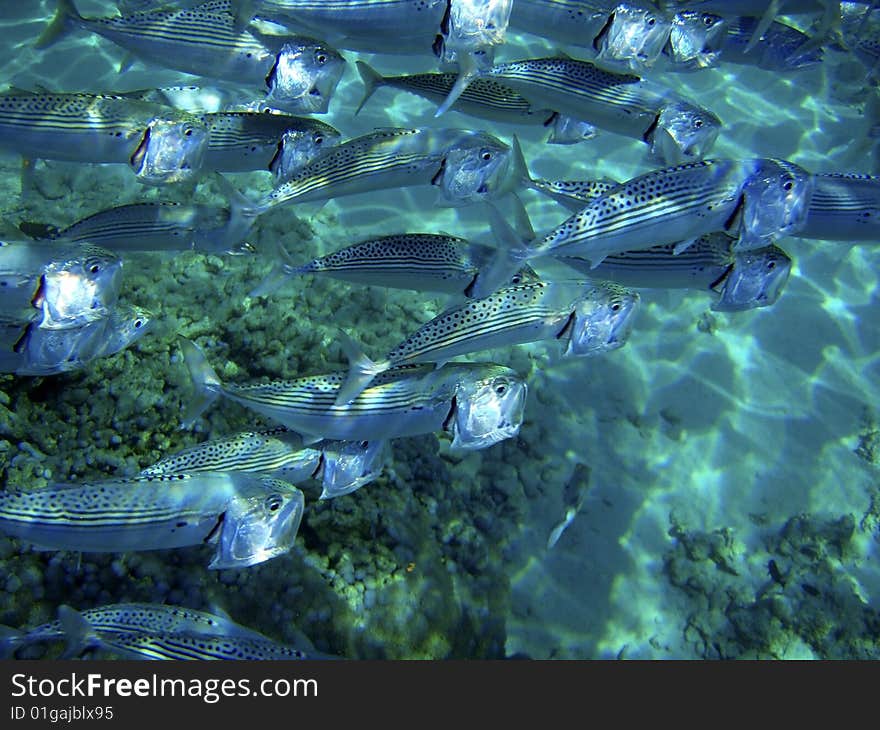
0 1 878 659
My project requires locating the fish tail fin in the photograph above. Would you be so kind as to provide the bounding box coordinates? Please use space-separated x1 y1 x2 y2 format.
35 0 81 50
57 605 97 659
334 330 388 406
178 338 221 428
354 60 384 115
0 625 24 659
433 59 479 118
211 173 260 253
248 242 303 297
469 197 537 297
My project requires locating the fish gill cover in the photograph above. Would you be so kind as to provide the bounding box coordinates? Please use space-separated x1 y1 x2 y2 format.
0 0 878 660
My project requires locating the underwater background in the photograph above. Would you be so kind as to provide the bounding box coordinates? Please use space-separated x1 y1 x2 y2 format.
0 0 878 659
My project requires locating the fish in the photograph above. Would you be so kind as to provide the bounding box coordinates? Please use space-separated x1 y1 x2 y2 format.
19 177 258 255
592 2 674 72
179 338 527 450
543 112 598 145
140 428 388 499
665 10 728 70
38 0 347 115
735 158 814 250
0 472 305 569
201 111 341 173
62 624 311 660
796 173 880 242
256 127 528 211
0 241 122 326
247 0 446 54
1 601 272 659
721 16 824 70
334 279 639 404
481 56 721 163
520 158 807 266
558 233 793 311
0 91 208 184
4 304 153 376
251 232 539 298
432 0 515 116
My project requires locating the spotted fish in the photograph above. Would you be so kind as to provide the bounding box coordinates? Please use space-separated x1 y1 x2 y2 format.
334 279 639 404
179 338 526 451
0 472 305 569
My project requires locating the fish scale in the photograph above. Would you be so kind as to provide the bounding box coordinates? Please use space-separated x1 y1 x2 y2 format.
92 630 308 660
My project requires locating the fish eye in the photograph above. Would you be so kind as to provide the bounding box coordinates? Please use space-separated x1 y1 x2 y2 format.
266 495 283 511
766 261 776 270
693 119 704 128
315 52 327 64
703 14 715 25
647 16 656 26
359 440 369 448
481 150 493 161
494 381 508 396
783 180 793 191
314 134 324 144
611 302 622 312
134 318 144 328
89 263 101 274
184 127 193 137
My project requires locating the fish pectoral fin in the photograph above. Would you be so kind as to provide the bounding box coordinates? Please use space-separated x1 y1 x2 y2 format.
743 0 781 55
433 60 480 118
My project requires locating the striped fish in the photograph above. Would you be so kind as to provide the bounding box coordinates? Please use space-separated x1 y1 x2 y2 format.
39 1 346 114
1 602 271 659
257 232 539 298
0 472 305 569
21 177 257 255
524 158 809 265
248 0 446 53
797 173 880 242
257 127 527 211
5 304 153 376
482 56 721 163
202 111 340 173
721 15 823 70
0 241 122 326
558 233 792 311
73 626 310 660
334 279 639 405
140 428 388 499
0 92 208 183
179 338 526 450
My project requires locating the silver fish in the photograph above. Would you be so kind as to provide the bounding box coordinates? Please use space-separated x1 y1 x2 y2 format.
72 626 310 660
721 16 823 70
666 10 728 70
432 0 515 116
593 2 673 71
1 602 270 659
0 472 305 569
256 127 527 211
254 232 538 298
482 56 721 163
248 0 446 53
355 60 554 125
202 111 340 173
797 173 880 242
736 158 813 250
21 180 256 256
6 304 153 376
334 279 639 404
523 158 804 266
559 233 792 311
140 428 388 499
0 92 208 184
179 338 526 450
544 112 598 145
0 241 122 326
39 1 346 115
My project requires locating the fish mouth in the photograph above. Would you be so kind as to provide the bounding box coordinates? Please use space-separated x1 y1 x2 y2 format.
129 127 151 175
